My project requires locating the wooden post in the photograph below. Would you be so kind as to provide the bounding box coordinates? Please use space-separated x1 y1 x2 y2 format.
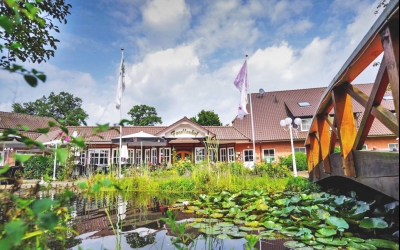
309 133 320 179
317 114 332 174
381 22 399 132
332 83 357 177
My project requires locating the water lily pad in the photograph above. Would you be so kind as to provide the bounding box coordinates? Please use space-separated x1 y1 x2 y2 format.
256 203 268 211
189 222 208 229
216 234 231 240
239 226 254 232
312 208 331 220
228 231 248 238
263 221 275 229
283 241 305 248
202 218 219 223
359 218 388 229
316 237 347 246
182 209 194 213
283 206 295 214
365 239 399 249
246 215 258 221
244 221 259 228
210 213 224 219
325 216 349 229
346 237 365 243
348 241 377 250
316 228 337 237
187 206 200 211
233 219 245 225
199 227 221 235
215 222 234 227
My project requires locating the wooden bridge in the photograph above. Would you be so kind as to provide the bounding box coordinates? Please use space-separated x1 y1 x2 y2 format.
305 1 399 201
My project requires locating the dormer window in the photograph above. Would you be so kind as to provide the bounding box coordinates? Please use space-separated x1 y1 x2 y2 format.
298 102 311 107
383 95 393 100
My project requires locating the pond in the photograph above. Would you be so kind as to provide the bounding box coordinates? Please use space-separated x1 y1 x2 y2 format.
1 188 399 250
60 191 293 250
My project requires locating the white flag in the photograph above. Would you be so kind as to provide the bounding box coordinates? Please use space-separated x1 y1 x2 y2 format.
116 51 125 110
234 60 248 119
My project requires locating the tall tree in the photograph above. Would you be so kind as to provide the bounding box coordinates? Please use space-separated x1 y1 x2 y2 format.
0 0 72 68
128 105 162 126
12 91 89 125
190 110 222 126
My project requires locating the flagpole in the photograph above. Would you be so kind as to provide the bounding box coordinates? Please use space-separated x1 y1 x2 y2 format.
118 48 124 178
246 55 256 167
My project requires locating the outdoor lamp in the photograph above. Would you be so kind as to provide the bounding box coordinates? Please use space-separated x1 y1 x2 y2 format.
280 117 302 177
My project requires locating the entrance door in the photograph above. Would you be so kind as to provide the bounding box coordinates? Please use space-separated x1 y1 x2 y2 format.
175 150 192 161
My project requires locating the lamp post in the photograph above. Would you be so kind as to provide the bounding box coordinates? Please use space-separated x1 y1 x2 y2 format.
280 117 302 177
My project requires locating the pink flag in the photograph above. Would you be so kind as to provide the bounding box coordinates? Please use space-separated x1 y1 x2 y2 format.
234 60 248 119
233 60 247 91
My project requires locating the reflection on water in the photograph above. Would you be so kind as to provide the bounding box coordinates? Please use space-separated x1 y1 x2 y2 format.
59 192 288 250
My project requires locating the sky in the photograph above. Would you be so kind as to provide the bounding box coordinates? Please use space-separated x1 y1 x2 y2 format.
0 0 387 126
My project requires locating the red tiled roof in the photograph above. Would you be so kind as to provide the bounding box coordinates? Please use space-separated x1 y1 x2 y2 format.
0 111 58 131
232 83 395 142
205 126 249 140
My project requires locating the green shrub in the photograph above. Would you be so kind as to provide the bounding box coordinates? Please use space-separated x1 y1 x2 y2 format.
23 155 55 179
253 162 292 178
279 152 308 171
172 159 193 176
285 177 321 192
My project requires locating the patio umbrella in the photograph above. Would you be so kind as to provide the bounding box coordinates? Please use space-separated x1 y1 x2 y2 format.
43 139 67 180
0 133 26 166
111 131 166 146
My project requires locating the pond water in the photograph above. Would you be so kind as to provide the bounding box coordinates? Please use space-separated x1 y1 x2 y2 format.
60 192 292 250
1 189 398 250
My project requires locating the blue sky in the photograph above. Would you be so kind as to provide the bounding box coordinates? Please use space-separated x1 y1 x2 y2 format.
0 0 385 126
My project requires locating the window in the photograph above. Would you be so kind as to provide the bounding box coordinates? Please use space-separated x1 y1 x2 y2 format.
220 148 227 162
136 149 142 165
263 149 275 163
388 143 398 151
301 118 312 131
298 102 311 107
79 151 86 165
112 149 134 164
195 147 205 163
145 149 151 164
244 149 253 162
151 148 157 165
160 148 171 164
228 147 235 162
208 150 216 162
294 147 306 153
0 151 4 166
88 149 109 165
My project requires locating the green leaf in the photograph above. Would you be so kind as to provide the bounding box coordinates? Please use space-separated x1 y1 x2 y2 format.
365 239 399 249
316 237 348 246
36 74 46 82
326 216 349 229
99 179 112 187
0 166 10 174
34 127 50 133
78 182 88 189
317 228 337 237
0 15 14 33
4 220 28 246
24 74 38 87
33 198 57 213
14 154 32 163
56 148 68 162
359 218 388 229
37 213 59 230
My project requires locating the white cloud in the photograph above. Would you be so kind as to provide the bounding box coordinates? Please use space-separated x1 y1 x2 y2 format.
140 0 191 46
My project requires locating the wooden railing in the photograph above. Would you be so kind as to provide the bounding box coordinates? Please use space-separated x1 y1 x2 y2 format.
305 0 399 179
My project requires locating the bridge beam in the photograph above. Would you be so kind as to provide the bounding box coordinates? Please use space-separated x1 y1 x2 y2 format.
332 83 357 177
381 21 399 130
